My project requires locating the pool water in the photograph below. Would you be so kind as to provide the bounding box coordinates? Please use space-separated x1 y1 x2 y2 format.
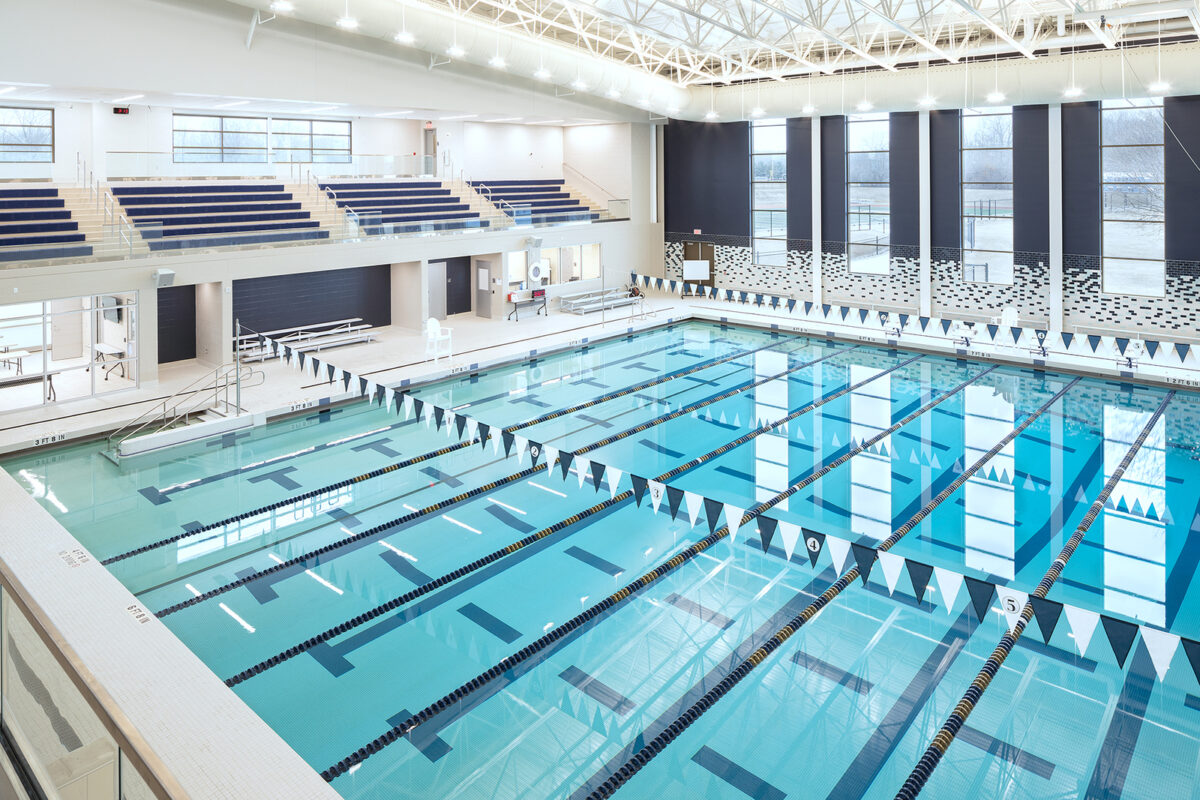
6 320 1200 800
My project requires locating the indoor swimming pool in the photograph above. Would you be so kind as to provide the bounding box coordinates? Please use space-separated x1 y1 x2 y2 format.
5 320 1200 800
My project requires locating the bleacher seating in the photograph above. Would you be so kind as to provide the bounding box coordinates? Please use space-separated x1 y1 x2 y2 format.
0 186 94 263
320 181 489 235
112 183 329 251
467 179 603 225
235 319 377 362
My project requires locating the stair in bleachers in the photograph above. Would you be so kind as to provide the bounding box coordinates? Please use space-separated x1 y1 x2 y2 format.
111 182 331 251
319 179 494 235
0 185 97 263
467 179 605 226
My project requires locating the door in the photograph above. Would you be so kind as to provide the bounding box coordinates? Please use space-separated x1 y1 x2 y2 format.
446 258 472 315
423 128 437 175
427 261 447 320
475 260 493 319
682 241 715 288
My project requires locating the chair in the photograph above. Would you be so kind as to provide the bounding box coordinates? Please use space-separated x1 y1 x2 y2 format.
426 318 452 363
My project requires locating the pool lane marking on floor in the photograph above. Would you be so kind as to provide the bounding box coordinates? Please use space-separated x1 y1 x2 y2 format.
110 337 801 565
313 355 929 780
221 347 892 688
160 343 851 616
573 373 1072 800
894 390 1173 800
662 593 735 630
457 603 523 644
560 666 637 715
691 746 787 800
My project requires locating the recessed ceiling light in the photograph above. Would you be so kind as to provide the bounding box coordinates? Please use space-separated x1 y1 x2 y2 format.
705 109 719 120
606 88 621 99
394 30 414 44
113 94 144 103
489 55 507 69
447 44 465 58
534 67 552 81
336 15 358 30
750 106 765 117
1149 80 1170 94
270 0 294 11
1063 86 1084 98
917 95 936 107
802 103 815 114
856 99 873 111
986 90 1005 103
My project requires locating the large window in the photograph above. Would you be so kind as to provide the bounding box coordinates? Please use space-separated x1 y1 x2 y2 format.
961 107 1014 284
751 119 787 267
1101 98 1165 297
846 113 889 274
173 115 352 164
506 243 601 288
0 107 53 163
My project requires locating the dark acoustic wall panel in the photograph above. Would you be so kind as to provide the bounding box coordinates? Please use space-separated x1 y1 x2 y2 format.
156 285 196 364
890 112 920 248
930 109 961 249
1013 105 1050 254
663 121 750 237
232 265 391 334
1062 102 1101 257
821 116 846 243
786 117 813 240
1165 95 1200 261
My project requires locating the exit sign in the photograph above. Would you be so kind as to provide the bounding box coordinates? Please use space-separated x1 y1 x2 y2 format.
693 228 702 235
113 107 130 115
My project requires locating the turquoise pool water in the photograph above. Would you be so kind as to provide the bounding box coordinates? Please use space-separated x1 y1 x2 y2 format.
5 320 1200 799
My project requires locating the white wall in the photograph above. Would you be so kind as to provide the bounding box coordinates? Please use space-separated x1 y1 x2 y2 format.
457 123 563 180
563 124 632 201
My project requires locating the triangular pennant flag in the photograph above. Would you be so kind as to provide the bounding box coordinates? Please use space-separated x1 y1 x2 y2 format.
631 475 649 506
665 485 685 520
802 528 826 567
724 503 745 545
1061 332 1074 349
934 567 964 614
433 405 445 431
804 301 813 315
941 319 953 334
647 480 667 513
1181 638 1200 685
859 308 870 323
821 303 831 317
575 456 590 489
704 498 724 533
342 370 353 392
403 394 415 419
359 376 369 397
297 351 307 371
827 536 851 575
1010 327 1022 344
1064 605 1100 657
684 491 703 527
995 585 1029 632
465 416 477 441
787 299 797 313
1028 596 1063 643
502 431 515 458
1176 343 1191 363
606 466 622 499
455 413 467 439
877 550 905 595
898 313 910 328
384 387 395 411
558 450 574 480
851 543 877 586
1087 334 1102 353
540 443 557 473
878 311 888 326
757 516 778 553
412 397 425 423
964 577 995 622
1145 340 1160 358
1140 627 1180 681
1101 615 1139 668
906 560 934 604
840 306 851 320
591 461 606 492
739 292 749 304
919 316 930 331
476 422 490 449
779 522 801 561
986 324 999 340
1115 337 1130 355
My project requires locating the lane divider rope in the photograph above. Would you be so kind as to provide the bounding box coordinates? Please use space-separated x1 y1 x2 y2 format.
577 375 1081 800
893 389 1175 800
157 343 854 617
104 337 788 565
315 353 924 781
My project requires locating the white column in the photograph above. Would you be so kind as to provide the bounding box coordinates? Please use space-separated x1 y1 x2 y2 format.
1048 104 1064 331
811 116 822 306
919 110 932 317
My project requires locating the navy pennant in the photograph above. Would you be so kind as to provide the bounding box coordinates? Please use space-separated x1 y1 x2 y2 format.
359 376 369 397
710 286 719 299
527 442 542 468
1010 327 1022 344
757 515 778 553
725 289 734 302
821 304 831 317
919 316 930 331
941 319 953 334
859 308 870 323
739 291 749 304
1101 615 1139 668
840 306 851 320
630 271 637 284
478 422 491 449
558 451 575 480
271 340 280 357
1028 596 1063 643
433 405 445 430
802 528 826 567
787 299 797 313
283 345 292 362
1034 329 1047 344
1087 334 1102 353
964 577 995 622
502 431 515 457
374 385 386 406
898 313 910 328
1115 337 1130 355
455 413 467 439
297 351 307 370
704 498 725 533
326 363 336 383
770 295 780 309
665 485 685 520
668 280 677 293
1145 340 1160 358
906 560 934 605
804 301 814 314
878 311 888 326
1061 332 1074 349
1176 343 1191 363
753 293 763 306
1182 638 1200 685
987 324 999 340
655 277 664 289
631 475 649 506
590 462 606 492
342 371 352 392
851 543 877 586
412 398 425 422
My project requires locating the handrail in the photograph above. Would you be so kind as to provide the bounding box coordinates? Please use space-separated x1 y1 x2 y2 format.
105 363 253 452
562 161 621 202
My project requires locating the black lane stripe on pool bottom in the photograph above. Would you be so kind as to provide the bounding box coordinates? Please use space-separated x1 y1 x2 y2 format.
106 335 794 565
164 343 851 618
692 746 786 800
576 375 1074 800
314 356 922 781
223 346 877 686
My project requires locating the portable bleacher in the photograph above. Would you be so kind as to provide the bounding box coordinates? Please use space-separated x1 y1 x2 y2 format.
559 288 641 315
236 319 377 362
112 183 330 251
0 186 94 262
321 181 489 234
468 179 603 226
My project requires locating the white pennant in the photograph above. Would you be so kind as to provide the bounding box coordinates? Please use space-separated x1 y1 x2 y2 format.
934 567 964 615
1064 605 1100 657
514 435 528 465
826 535 851 575
778 521 801 562
724 503 745 545
466 417 478 441
422 404 434 428
445 410 456 433
490 427 501 455
576 456 590 488
647 480 666 514
1140 626 1180 681
403 394 414 419
684 491 703 528
543 444 559 475
606 466 623 499
994 585 1029 632
877 550 905 596
384 387 395 411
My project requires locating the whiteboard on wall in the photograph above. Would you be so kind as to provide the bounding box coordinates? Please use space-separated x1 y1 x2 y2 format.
683 260 710 280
